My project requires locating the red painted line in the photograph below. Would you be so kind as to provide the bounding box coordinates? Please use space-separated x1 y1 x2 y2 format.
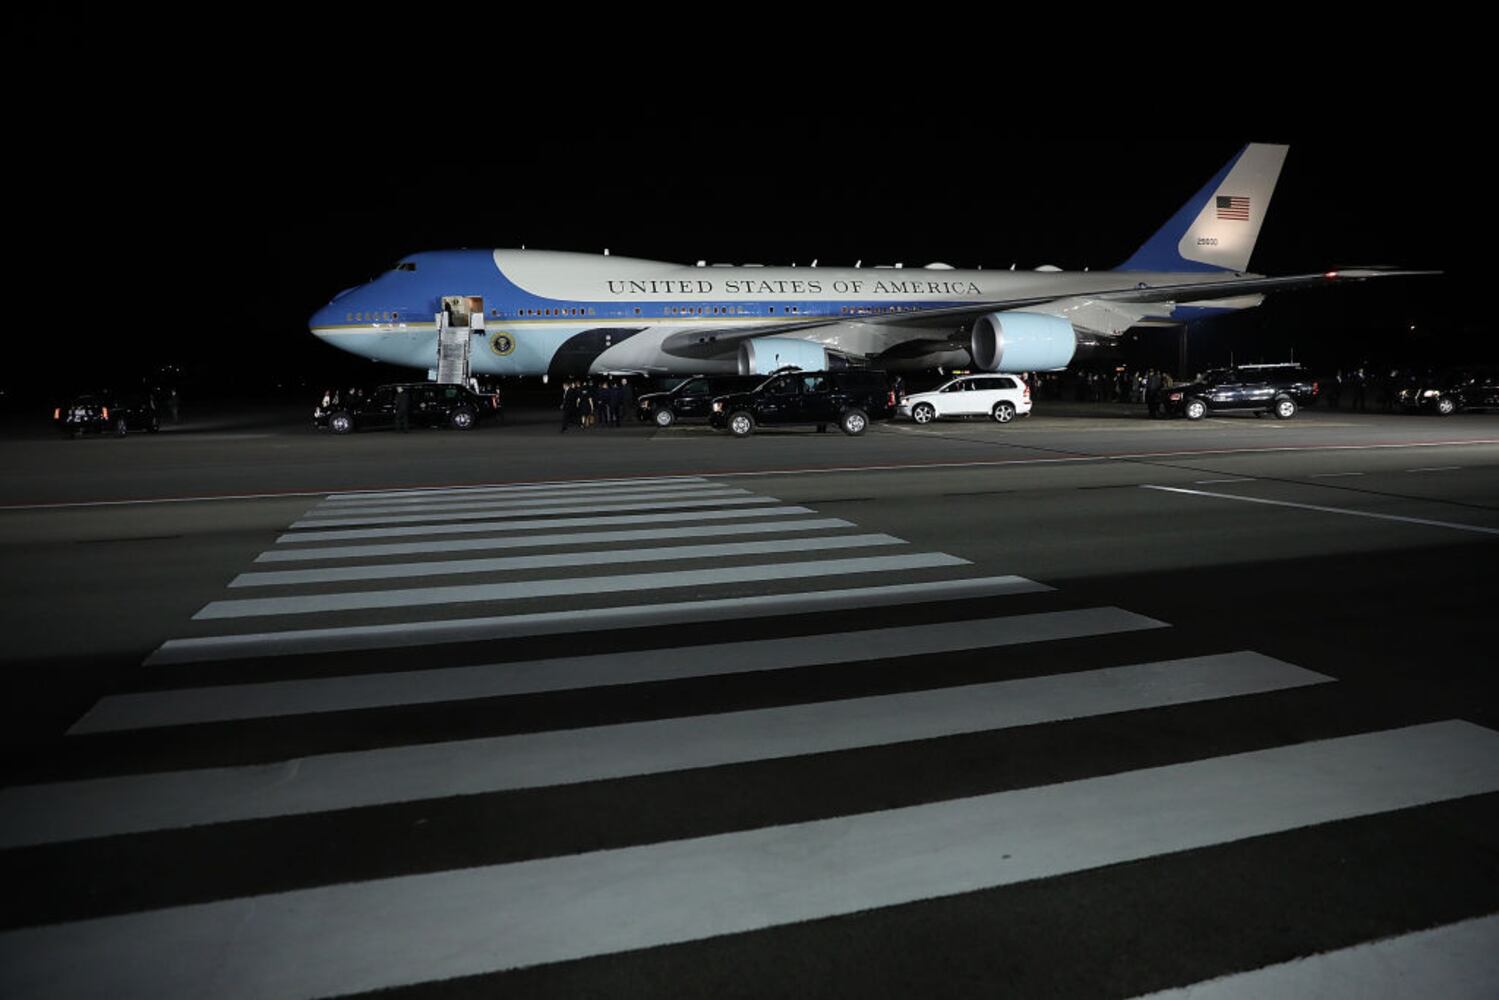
2 438 1497 511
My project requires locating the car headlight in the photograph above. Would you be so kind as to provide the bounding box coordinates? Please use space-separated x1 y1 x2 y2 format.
1422 390 1440 397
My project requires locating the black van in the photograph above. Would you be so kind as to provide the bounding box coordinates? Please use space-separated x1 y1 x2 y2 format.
55 392 160 437
636 375 766 427
315 383 500 434
709 369 897 437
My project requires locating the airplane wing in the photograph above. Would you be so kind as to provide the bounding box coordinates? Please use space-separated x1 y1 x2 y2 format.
658 268 1438 362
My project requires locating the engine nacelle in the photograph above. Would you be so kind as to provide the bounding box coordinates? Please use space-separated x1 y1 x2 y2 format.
969 312 1077 372
738 337 831 375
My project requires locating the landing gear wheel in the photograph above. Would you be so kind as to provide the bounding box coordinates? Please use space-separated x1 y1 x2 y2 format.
728 411 755 437
840 408 868 436
654 407 675 428
1185 399 1207 421
912 402 936 424
1273 397 1297 420
991 401 1016 424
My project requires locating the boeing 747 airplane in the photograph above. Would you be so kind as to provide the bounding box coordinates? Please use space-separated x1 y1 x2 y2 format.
308 144 1429 379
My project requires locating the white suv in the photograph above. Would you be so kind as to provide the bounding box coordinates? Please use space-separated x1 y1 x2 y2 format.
898 375 1032 424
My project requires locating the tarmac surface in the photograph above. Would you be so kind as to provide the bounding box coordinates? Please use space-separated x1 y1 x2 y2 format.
1 398 1497 998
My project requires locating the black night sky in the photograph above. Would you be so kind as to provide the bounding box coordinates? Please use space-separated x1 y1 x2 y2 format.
8 18 1490 403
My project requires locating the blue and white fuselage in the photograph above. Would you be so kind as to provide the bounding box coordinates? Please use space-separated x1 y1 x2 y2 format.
308 145 1424 378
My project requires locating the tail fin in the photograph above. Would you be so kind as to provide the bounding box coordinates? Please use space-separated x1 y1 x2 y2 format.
1119 143 1288 273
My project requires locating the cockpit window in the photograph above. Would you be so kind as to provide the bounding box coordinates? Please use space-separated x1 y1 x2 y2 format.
395 262 417 272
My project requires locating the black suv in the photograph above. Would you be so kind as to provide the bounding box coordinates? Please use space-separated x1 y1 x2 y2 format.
709 369 897 437
1164 366 1317 421
1396 368 1499 415
315 383 500 434
637 375 764 428
55 392 159 436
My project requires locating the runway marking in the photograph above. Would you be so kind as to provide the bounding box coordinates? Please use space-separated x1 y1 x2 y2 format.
254 517 855 563
325 476 709 502
230 534 906 588
286 495 777 530
276 505 821 544
4 723 1495 998
146 576 1052 664
303 485 745 517
1310 472 1364 478
1193 478 1255 484
79 609 1168 732
1407 466 1462 473
7 439 1499 510
20 650 1314 844
194 553 971 619
1131 913 1499 999
1141 485 1499 536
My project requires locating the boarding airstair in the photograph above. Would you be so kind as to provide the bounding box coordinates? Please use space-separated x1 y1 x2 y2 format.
435 295 483 384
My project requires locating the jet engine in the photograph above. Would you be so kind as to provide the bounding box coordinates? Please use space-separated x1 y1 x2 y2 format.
738 337 832 375
969 312 1077 372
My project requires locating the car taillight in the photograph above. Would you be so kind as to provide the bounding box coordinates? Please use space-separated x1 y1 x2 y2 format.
1023 384 1031 399
887 390 896 406
102 407 109 419
1312 381 1319 395
53 408 60 420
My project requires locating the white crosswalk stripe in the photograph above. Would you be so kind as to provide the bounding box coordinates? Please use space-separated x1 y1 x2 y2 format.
229 533 907 588
8 474 1491 1000
4 724 1495 999
79 609 1168 732
253 516 855 562
300 485 750 517
275 504 822 543
6 651 1327 847
323 476 710 502
195 553 971 620
1130 914 1499 999
288 492 769 529
315 479 722 509
147 575 1054 664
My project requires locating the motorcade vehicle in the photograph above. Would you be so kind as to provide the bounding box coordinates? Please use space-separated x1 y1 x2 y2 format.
1162 366 1315 420
636 375 765 427
709 368 897 437
55 392 159 436
1395 368 1499 415
314 382 500 434
897 374 1031 424
1228 363 1322 406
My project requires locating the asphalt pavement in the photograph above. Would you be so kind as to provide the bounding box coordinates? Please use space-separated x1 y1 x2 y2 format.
1 399 1496 998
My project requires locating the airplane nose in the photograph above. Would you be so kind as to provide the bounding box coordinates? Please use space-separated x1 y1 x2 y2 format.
309 300 344 336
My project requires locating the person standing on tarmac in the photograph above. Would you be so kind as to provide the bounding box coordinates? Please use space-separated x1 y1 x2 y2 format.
560 379 577 433
1145 368 1162 418
615 379 634 426
580 380 596 429
394 385 411 432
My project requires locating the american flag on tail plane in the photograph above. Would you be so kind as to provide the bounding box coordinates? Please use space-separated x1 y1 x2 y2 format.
1216 195 1251 220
